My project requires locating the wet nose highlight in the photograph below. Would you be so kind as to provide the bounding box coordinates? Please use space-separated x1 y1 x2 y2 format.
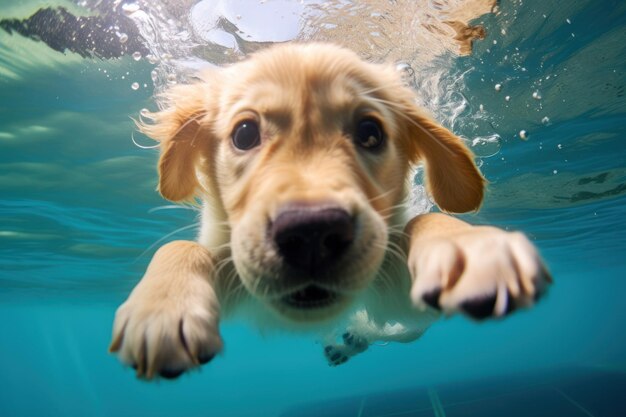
271 206 354 272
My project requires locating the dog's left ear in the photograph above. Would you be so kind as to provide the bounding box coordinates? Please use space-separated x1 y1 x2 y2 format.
396 97 485 213
138 82 215 202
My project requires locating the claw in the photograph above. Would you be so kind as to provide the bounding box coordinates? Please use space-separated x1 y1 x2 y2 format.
136 335 148 379
108 319 127 353
159 368 185 379
179 319 199 366
422 287 442 310
198 353 215 365
460 293 497 320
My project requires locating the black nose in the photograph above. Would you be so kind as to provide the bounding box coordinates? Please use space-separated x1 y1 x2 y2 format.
271 206 354 272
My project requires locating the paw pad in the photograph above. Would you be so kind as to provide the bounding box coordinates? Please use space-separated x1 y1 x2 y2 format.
324 345 349 366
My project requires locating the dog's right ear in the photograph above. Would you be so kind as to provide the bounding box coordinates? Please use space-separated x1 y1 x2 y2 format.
138 82 215 202
393 91 485 213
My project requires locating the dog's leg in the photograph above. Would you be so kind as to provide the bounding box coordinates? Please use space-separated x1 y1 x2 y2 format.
406 213 551 319
109 240 223 379
323 310 428 366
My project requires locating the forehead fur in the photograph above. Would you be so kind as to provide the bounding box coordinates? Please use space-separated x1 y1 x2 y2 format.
211 43 404 139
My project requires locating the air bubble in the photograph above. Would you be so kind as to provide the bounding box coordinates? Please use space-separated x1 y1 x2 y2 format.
505 96 511 102
151 70 158 82
395 62 416 87
532 91 542 100
132 51 142 61
146 54 158 64
118 32 128 43
557 144 563 149
131 82 139 90
122 3 140 15
519 130 528 140
553 170 558 175
495 83 502 92
541 116 550 124
470 134 501 158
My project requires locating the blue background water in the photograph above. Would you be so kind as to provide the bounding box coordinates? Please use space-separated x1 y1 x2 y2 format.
1 0 625 416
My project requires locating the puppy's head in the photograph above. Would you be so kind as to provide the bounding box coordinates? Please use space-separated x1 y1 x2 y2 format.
140 43 484 322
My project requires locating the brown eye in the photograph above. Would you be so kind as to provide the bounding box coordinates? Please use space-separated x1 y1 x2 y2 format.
232 120 260 150
354 118 385 150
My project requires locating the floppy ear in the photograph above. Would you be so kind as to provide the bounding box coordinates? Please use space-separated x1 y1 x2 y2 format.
397 97 485 213
138 83 213 202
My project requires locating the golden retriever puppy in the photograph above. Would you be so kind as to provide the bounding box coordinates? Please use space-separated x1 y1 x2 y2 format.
109 43 551 379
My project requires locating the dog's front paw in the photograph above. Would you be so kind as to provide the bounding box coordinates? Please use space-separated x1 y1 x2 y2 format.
108 279 222 380
409 228 551 320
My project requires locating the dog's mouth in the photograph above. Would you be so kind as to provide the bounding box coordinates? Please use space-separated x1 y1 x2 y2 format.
281 285 339 309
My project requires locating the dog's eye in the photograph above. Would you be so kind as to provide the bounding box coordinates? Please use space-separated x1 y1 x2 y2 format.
232 120 261 150
354 118 385 150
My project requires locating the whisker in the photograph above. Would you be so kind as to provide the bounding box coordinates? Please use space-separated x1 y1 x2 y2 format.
148 204 202 214
360 80 406 96
386 240 408 260
216 256 246 305
379 242 406 265
130 130 159 149
378 202 409 215
368 188 397 204
134 223 200 263
388 227 410 240
372 257 395 293
214 254 233 278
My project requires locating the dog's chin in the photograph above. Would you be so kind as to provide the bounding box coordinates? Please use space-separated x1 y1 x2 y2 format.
269 285 353 322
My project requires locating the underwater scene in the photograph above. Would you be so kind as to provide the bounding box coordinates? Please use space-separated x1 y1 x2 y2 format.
1 0 625 416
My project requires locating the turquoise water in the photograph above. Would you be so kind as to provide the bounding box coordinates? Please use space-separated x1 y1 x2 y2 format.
1 0 625 416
